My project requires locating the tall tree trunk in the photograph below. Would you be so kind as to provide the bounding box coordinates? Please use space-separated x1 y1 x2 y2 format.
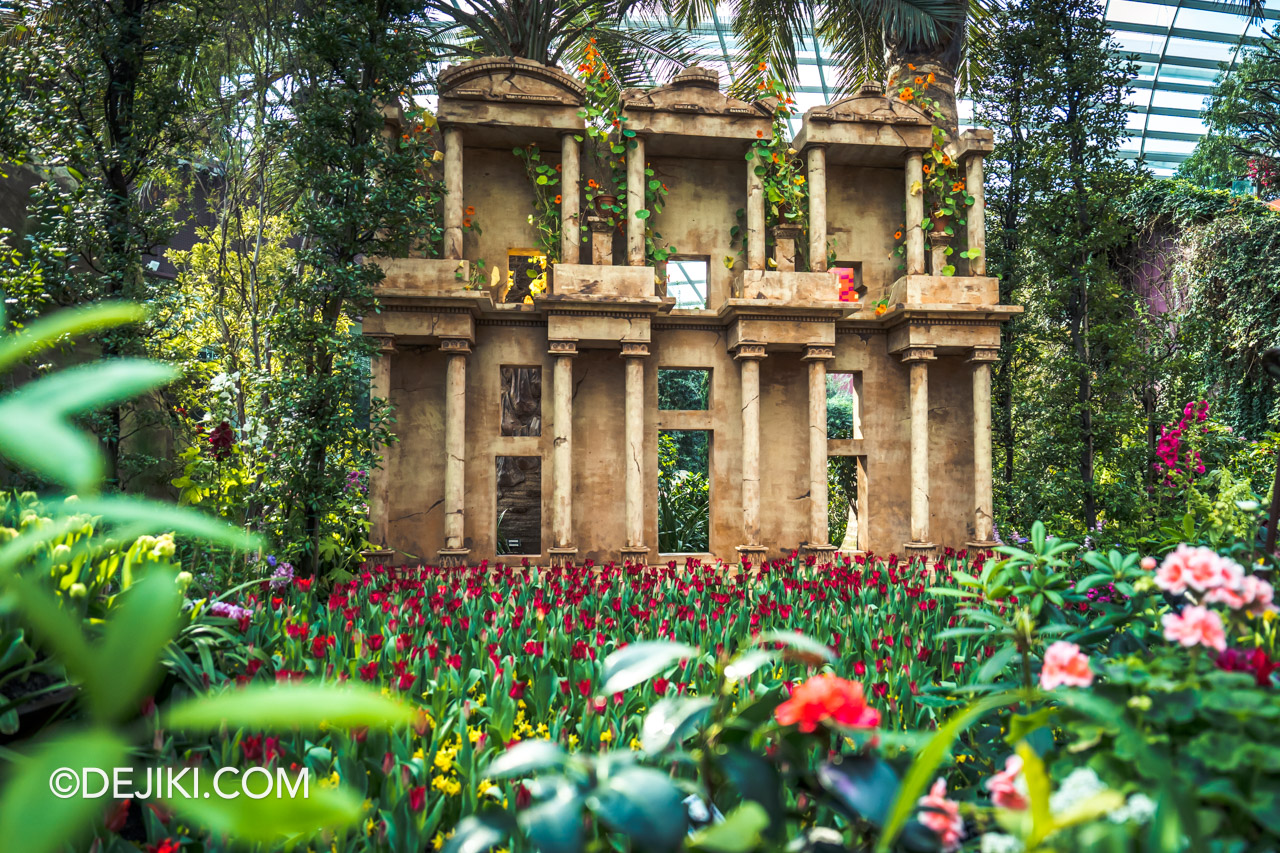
885 0 967 135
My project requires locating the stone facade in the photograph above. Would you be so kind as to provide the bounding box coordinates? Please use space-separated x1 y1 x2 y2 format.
364 59 1019 566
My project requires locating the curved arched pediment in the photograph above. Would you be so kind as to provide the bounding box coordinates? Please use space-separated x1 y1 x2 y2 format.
438 57 585 107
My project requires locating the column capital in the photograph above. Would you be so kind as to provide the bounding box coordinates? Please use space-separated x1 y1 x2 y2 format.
549 339 578 357
899 346 936 364
772 223 804 241
802 344 835 362
366 334 397 354
733 342 767 361
620 341 649 358
968 346 1001 364
586 215 614 234
440 337 471 355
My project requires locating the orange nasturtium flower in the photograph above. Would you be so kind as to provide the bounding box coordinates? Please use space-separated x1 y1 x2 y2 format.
908 63 917 70
588 179 598 188
899 87 915 102
875 303 888 317
922 164 932 174
465 205 475 216
462 218 472 228
952 181 965 192
554 195 562 204
914 76 923 86
758 62 768 71
928 72 936 84
894 230 903 241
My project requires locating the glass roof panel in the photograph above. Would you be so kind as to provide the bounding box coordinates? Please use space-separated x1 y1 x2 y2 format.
612 0 1280 177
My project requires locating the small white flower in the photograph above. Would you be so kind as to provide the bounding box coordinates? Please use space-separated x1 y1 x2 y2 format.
980 833 1024 853
1050 767 1106 815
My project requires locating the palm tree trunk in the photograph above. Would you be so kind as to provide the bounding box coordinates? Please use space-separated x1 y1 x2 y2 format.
884 0 967 135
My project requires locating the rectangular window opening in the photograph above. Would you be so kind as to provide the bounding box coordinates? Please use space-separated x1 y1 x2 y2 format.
658 368 710 411
496 456 541 555
500 366 542 436
667 257 710 310
826 372 862 440
828 455 867 551
504 250 547 304
832 261 864 302
658 430 710 554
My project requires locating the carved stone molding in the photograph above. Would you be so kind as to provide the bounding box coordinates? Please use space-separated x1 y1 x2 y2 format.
968 346 1001 364
366 334 397 354
899 346 936 364
548 339 578 357
439 338 471 355
620 341 650 358
802 344 835 361
586 215 614 234
733 342 767 360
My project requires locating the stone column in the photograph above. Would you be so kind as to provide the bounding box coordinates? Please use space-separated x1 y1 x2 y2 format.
735 343 767 564
627 134 646 266
588 215 613 266
621 342 650 565
549 339 578 564
803 345 836 555
365 335 396 558
901 347 936 554
807 145 828 272
965 154 986 276
438 338 470 566
442 126 464 261
772 224 802 272
968 347 1001 546
560 132 581 264
746 149 765 271
904 151 925 276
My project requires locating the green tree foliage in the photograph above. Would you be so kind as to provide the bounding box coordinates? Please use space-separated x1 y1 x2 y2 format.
266 0 431 575
979 0 1150 538
1180 32 1280 193
3 0 209 484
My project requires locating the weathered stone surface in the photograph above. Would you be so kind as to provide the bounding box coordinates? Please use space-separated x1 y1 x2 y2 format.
369 57 1020 564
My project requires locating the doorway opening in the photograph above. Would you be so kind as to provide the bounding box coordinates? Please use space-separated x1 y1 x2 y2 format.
829 455 867 552
496 456 541 555
658 429 710 553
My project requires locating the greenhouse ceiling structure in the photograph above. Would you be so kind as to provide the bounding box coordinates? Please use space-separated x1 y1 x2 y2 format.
638 0 1280 176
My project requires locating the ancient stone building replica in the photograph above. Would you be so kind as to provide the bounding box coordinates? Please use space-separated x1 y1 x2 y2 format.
364 58 1018 566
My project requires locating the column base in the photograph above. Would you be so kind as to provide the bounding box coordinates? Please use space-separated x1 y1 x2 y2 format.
620 546 650 567
360 548 395 565
437 548 470 568
735 545 769 566
903 541 936 558
548 547 578 567
965 540 1001 551
800 544 840 563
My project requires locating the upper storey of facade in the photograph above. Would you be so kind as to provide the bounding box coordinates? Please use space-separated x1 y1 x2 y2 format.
371 56 1015 351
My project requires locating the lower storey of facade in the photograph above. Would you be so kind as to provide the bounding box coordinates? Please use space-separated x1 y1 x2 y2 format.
366 314 1000 566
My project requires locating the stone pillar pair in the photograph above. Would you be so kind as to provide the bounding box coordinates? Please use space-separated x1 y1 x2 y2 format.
734 342 837 563
903 148 987 277
546 339 650 565
899 345 1001 553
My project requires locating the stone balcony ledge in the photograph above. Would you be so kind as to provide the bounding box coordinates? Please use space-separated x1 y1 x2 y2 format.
887 274 1000 307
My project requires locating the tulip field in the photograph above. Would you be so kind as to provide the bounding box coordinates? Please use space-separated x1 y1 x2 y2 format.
182 551 1030 850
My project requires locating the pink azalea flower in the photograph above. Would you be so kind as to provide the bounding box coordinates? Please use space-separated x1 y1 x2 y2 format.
917 778 964 852
984 755 1028 810
1241 575 1276 616
1162 605 1226 652
1040 641 1093 689
1156 545 1242 594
